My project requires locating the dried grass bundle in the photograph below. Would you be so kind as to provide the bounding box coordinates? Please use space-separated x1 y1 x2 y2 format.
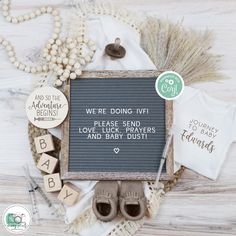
140 18 224 84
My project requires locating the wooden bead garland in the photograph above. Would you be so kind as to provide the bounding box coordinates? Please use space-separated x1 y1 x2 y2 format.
43 36 96 87
0 0 62 74
72 2 141 35
0 0 97 87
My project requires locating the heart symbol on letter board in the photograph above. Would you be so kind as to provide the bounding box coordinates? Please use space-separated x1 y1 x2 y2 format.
113 147 120 154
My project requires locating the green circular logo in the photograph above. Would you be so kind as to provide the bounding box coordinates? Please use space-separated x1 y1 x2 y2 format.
155 71 184 100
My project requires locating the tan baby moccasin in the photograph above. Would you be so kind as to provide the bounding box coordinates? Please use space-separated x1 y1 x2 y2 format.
119 181 147 221
92 181 119 222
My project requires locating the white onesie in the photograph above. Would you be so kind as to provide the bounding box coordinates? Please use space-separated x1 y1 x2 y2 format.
173 86 236 180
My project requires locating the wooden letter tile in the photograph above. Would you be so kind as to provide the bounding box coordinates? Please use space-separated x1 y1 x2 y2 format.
37 153 58 174
34 134 55 154
43 173 62 193
57 184 79 206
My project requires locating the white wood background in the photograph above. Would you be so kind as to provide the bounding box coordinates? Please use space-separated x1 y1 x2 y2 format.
0 0 236 235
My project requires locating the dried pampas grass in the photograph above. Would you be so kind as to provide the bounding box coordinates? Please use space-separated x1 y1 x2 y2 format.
140 18 224 84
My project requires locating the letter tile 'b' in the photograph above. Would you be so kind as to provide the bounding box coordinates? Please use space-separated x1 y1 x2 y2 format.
43 173 62 193
34 134 55 154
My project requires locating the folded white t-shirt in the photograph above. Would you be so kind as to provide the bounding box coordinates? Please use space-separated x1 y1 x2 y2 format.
173 86 236 180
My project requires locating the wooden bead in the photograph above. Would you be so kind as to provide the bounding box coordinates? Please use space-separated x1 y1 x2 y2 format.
60 76 67 82
49 62 56 70
18 16 24 22
69 59 75 66
35 10 41 16
46 55 51 61
54 16 61 21
54 27 61 34
2 5 9 11
69 43 75 49
77 37 83 43
66 38 73 44
19 64 25 70
69 53 76 60
31 67 37 73
74 62 81 69
55 79 63 87
75 69 82 76
88 40 95 46
6 46 13 52
42 65 48 71
14 61 19 67
40 7 47 13
30 12 36 19
85 55 91 62
25 66 30 73
49 38 54 44
62 58 69 65
6 16 12 22
57 68 64 75
52 33 58 39
37 66 42 72
62 48 69 54
79 58 86 65
55 22 61 27
50 50 57 56
90 45 96 51
46 7 53 13
23 14 30 20
56 39 62 46
46 43 51 49
2 40 9 46
83 37 89 43
66 65 72 71
52 10 59 16
61 53 66 58
63 71 70 79
51 56 57 63
70 72 76 80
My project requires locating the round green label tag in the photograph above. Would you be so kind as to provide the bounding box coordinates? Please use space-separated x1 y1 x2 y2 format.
155 71 184 100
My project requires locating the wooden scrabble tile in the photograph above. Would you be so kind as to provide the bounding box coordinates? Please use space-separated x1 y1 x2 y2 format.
37 153 58 174
43 173 62 193
34 134 54 154
57 184 80 206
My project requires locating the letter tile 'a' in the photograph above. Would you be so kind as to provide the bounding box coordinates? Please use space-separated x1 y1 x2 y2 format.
37 153 58 174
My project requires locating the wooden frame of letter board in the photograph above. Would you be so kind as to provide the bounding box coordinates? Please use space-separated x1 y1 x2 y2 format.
61 70 174 180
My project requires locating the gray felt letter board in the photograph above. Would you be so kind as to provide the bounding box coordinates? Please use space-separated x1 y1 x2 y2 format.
61 71 173 180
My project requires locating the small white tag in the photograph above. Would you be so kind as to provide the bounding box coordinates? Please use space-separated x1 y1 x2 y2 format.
26 86 69 129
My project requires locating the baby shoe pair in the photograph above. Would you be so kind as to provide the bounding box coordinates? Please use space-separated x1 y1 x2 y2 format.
92 181 146 222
